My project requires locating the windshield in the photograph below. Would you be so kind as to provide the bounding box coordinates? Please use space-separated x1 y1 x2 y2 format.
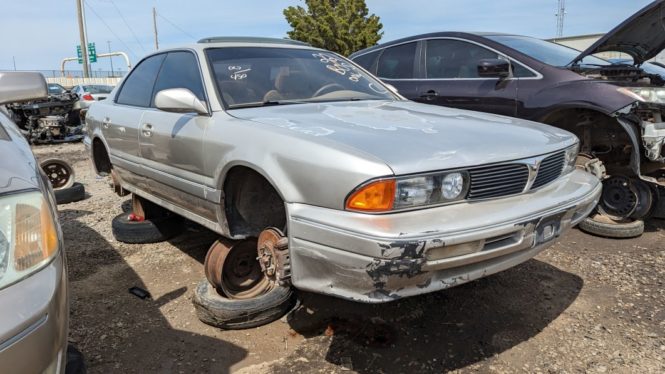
486 35 610 67
82 85 113 94
206 47 395 109
47 84 65 95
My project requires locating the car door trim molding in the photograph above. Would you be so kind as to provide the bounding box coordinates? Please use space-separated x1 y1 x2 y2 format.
358 37 543 82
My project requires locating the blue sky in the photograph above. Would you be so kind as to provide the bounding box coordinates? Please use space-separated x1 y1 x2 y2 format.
0 0 654 71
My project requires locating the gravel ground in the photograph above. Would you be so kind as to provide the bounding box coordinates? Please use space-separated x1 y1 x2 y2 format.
32 142 665 374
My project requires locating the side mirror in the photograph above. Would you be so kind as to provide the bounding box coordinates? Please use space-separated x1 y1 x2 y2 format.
0 72 47 104
477 59 511 79
154 88 208 115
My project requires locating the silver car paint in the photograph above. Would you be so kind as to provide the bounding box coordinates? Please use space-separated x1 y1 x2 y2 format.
85 41 601 301
0 76 68 372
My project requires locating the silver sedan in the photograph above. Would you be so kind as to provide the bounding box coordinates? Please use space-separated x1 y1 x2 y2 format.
85 37 601 303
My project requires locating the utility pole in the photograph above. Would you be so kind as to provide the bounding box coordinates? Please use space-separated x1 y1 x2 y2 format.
555 0 566 38
76 0 90 77
12 56 16 71
152 7 159 50
107 40 114 77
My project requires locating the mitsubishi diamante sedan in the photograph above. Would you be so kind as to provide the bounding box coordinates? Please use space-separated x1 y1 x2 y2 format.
84 37 601 304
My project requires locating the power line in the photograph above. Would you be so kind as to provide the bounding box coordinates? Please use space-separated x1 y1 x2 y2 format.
84 0 140 61
109 0 148 53
157 11 196 40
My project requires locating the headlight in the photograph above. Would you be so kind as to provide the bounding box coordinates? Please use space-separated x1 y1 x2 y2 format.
562 142 580 175
0 192 59 290
618 87 665 104
346 171 469 212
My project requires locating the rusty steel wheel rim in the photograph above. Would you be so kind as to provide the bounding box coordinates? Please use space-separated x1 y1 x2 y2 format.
41 159 74 190
204 238 272 300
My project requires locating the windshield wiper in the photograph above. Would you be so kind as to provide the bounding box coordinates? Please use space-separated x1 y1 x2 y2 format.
227 100 305 109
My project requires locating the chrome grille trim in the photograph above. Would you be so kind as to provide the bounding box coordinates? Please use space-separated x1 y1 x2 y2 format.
467 164 529 199
532 152 566 189
466 150 566 200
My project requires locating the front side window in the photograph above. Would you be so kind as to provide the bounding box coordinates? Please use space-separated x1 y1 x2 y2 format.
426 39 500 78
152 51 206 105
377 43 417 79
206 47 395 109
116 54 166 107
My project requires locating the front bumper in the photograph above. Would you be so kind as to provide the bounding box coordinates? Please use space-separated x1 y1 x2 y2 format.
0 251 69 373
287 169 601 303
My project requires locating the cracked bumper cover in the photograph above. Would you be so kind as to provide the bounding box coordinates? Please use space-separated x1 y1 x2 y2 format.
286 169 601 303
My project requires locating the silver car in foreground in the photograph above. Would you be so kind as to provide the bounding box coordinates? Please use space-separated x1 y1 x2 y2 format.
85 37 601 303
0 72 69 372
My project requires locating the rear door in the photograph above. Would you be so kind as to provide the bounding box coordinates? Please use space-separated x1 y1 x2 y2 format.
105 53 166 172
138 50 211 197
414 38 531 116
374 41 422 98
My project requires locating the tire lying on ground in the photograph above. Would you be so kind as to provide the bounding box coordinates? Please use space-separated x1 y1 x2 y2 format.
193 279 296 330
111 212 184 244
578 214 644 239
54 182 86 205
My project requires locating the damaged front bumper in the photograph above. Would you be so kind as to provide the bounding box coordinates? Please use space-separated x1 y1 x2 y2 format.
287 169 601 303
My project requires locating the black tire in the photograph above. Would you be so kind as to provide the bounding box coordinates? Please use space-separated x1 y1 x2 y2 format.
193 279 296 330
65 344 86 374
111 212 184 244
54 182 86 205
578 216 644 238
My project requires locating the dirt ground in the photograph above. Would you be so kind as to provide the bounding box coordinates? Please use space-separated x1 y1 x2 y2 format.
32 142 665 374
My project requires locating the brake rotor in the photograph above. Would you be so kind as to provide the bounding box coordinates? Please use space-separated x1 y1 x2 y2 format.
598 176 638 219
204 238 271 300
40 159 74 190
257 228 288 284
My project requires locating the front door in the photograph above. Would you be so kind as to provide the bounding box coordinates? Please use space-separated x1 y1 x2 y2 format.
414 38 522 117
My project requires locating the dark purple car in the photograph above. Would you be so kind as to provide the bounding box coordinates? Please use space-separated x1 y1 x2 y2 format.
351 0 665 237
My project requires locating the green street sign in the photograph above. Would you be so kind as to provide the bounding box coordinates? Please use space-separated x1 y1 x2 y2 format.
87 42 97 63
76 45 83 64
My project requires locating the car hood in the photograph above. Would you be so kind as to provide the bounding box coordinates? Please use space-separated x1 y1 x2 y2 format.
230 100 576 175
0 127 40 194
572 0 665 66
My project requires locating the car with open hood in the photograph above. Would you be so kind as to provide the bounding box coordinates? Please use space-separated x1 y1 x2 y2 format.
84 37 600 309
350 0 665 237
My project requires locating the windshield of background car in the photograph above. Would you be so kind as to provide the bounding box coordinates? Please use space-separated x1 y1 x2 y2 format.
83 85 113 94
206 47 395 109
486 35 610 67
47 84 65 95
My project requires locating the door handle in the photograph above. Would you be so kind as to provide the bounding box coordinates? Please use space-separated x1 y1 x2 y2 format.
142 123 153 137
419 90 438 100
102 117 110 129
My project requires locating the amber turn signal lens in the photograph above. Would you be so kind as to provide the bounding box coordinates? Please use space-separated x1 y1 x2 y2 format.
346 179 396 212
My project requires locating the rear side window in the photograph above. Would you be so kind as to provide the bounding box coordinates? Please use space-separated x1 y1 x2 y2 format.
116 54 166 107
353 51 380 74
377 43 417 79
151 51 206 104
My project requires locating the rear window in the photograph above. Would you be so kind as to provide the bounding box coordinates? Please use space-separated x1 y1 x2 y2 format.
82 85 113 94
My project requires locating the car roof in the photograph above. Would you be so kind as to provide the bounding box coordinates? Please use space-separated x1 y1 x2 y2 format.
147 36 320 55
350 31 524 57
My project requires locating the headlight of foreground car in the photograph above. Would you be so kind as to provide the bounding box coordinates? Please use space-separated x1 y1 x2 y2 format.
346 171 470 212
618 87 665 104
562 142 580 175
0 192 59 290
